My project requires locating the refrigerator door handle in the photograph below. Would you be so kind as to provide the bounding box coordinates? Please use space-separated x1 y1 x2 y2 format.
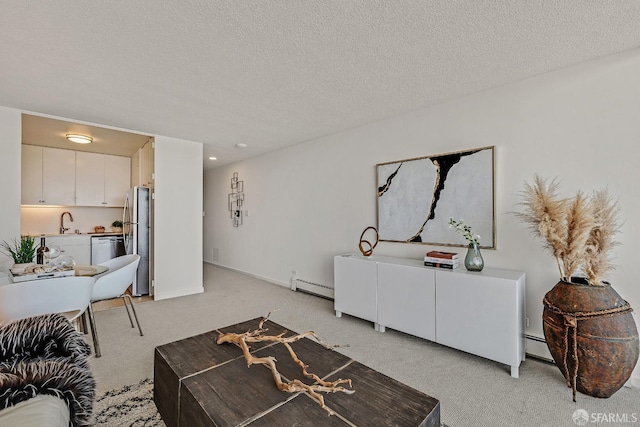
123 191 131 253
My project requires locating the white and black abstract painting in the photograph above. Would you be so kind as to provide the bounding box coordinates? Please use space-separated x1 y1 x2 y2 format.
376 146 494 248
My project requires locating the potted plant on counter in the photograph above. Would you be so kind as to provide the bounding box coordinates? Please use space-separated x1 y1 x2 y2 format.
515 175 638 401
1 236 37 274
111 220 123 233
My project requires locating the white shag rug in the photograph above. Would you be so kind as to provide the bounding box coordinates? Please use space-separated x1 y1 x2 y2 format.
94 378 164 427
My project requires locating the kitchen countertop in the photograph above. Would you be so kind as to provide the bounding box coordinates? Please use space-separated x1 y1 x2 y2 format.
29 232 123 237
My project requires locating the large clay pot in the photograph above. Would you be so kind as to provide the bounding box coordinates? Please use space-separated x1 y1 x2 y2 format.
543 280 639 400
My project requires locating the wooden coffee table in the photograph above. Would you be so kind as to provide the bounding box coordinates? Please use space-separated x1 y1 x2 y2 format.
154 318 440 427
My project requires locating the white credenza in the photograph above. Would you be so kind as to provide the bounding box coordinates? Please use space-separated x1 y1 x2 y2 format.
334 254 526 377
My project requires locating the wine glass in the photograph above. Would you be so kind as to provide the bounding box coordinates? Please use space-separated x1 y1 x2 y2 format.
44 245 61 265
56 255 76 270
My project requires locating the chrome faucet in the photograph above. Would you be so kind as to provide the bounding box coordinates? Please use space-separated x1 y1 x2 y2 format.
60 211 74 234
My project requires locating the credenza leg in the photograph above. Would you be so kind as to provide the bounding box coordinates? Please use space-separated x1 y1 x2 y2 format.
510 366 519 378
336 311 342 318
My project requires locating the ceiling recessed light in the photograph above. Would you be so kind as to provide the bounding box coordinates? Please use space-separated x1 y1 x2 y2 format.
66 134 93 144
209 156 217 160
236 143 247 148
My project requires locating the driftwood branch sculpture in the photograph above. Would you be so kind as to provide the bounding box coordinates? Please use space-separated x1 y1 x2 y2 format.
216 313 354 414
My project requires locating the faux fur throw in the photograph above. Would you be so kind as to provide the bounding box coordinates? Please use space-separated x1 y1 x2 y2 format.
0 313 95 426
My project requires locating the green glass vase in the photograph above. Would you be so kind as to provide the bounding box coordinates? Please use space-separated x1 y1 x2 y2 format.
464 243 484 271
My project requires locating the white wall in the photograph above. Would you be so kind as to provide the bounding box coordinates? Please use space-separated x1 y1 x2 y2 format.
0 107 22 272
204 49 640 384
153 136 203 300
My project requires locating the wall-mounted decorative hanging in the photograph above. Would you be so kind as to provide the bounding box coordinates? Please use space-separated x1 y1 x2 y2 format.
228 172 244 227
376 146 495 248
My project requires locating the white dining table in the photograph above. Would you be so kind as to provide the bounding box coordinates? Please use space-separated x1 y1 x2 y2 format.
73 265 108 277
2 265 109 285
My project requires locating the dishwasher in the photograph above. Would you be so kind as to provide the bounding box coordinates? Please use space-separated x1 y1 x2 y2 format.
90 235 126 264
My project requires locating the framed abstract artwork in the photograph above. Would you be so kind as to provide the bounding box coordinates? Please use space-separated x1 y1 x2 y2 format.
376 146 495 248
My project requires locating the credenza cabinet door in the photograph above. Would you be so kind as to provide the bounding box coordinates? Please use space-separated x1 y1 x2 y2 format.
378 262 436 341
334 255 378 323
435 270 525 367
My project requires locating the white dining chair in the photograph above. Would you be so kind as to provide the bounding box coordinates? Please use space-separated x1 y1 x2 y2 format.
86 254 142 358
0 276 95 325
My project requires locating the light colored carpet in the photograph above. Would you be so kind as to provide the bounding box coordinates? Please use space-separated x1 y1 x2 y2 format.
87 263 640 427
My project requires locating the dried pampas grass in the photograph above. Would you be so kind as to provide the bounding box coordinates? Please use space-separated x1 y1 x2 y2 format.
516 175 621 285
514 176 568 279
563 191 596 280
584 189 621 285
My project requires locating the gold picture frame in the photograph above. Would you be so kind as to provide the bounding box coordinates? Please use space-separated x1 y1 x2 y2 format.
376 146 495 248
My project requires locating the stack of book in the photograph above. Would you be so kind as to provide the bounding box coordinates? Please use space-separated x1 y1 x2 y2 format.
424 251 460 269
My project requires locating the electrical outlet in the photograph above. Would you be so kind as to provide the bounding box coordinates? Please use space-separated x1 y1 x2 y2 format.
291 270 297 276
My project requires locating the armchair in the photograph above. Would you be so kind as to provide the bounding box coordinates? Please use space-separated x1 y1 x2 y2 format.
0 313 95 426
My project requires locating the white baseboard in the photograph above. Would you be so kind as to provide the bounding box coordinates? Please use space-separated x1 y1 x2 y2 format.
205 261 290 288
153 285 204 301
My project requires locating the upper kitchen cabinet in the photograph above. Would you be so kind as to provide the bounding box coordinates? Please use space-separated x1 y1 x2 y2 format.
143 140 154 188
21 145 75 205
132 140 154 188
104 155 131 205
76 152 130 207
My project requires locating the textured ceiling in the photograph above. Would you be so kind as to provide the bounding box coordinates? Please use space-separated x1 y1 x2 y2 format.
2 1 640 169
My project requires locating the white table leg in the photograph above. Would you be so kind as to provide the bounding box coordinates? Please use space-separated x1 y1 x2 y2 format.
375 323 386 333
335 311 342 318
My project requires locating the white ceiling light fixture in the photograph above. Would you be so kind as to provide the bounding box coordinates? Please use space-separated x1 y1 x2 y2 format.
236 143 247 148
209 156 217 160
66 134 93 144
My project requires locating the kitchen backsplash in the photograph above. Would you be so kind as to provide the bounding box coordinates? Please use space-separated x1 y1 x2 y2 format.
21 206 124 236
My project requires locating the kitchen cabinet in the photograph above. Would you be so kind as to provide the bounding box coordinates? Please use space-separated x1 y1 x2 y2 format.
104 155 131 205
131 148 141 187
76 152 130 207
75 152 103 206
334 254 526 377
142 140 154 188
21 145 76 206
44 235 91 266
132 140 154 188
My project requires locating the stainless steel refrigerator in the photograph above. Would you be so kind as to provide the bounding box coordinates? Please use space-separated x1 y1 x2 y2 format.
123 186 150 296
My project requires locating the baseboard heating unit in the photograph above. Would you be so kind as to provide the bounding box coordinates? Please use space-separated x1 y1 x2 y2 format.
291 277 334 300
524 334 554 362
